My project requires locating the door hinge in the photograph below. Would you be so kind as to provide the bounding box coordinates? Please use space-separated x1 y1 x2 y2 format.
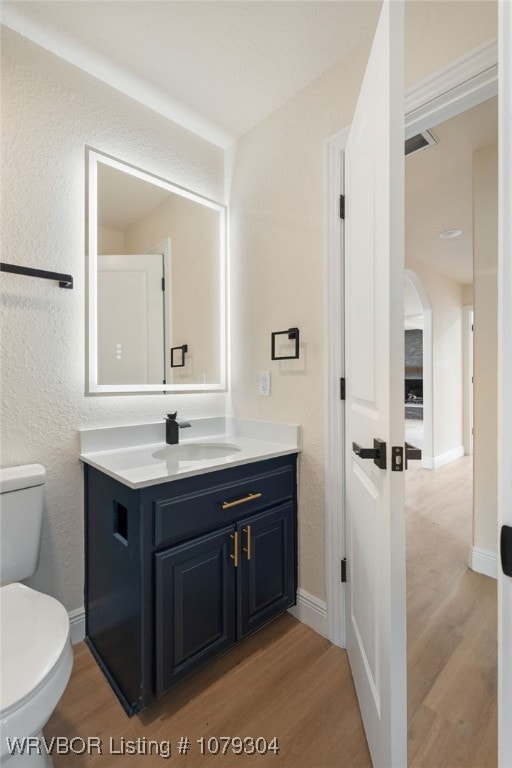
340 377 345 400
341 558 347 583
339 194 345 220
161 277 165 291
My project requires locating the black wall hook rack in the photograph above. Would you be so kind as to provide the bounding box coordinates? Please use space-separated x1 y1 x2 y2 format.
0 262 73 289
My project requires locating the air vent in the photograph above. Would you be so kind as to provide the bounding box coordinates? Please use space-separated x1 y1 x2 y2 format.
405 129 438 157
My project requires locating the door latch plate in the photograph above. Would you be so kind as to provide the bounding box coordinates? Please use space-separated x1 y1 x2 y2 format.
391 446 404 472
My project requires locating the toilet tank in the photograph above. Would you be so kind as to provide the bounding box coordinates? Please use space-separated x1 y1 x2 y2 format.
0 464 46 586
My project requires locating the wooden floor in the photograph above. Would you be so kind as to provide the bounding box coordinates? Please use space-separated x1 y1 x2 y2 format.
46 616 371 767
46 456 496 767
406 457 496 768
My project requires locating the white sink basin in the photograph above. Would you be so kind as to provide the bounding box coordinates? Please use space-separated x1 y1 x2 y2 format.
152 442 242 462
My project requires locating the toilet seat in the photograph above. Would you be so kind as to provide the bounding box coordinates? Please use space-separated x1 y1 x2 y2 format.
0 583 71 718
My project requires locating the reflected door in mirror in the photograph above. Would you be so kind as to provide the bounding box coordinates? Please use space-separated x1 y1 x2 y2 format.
98 254 165 385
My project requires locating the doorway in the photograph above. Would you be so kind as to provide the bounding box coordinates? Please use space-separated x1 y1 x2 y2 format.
324 33 499 766
403 95 498 766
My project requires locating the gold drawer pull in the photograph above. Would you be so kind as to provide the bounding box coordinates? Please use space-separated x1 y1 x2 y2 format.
243 525 252 560
222 492 262 510
230 532 238 567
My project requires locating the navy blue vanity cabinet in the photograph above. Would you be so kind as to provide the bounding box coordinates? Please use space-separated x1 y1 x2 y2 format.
84 453 297 716
154 526 237 695
237 502 296 639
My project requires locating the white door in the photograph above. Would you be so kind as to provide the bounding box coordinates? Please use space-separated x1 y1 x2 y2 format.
498 2 512 764
97 253 165 385
344 1 406 766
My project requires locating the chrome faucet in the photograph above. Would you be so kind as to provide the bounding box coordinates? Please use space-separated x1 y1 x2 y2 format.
165 412 191 445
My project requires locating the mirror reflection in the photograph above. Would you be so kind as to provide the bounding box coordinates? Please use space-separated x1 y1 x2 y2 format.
86 148 226 394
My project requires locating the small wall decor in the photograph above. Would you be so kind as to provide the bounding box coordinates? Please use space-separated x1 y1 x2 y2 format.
271 327 300 361
170 344 188 368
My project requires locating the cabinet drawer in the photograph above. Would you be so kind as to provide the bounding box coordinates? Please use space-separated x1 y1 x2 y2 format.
154 463 294 548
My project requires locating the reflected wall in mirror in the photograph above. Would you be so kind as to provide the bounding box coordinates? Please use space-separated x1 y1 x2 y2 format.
86 148 227 394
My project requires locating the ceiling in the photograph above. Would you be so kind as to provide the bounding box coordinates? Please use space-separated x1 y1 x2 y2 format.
406 96 498 285
1 0 381 147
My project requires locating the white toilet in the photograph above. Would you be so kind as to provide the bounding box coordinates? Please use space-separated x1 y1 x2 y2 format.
0 465 73 767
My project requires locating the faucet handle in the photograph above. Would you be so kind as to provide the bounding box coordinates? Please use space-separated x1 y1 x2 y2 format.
166 412 177 420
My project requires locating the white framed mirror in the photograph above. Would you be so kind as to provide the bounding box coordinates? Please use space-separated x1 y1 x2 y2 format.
86 147 227 395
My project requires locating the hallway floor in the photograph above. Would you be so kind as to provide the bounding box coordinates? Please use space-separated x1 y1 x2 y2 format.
406 456 497 767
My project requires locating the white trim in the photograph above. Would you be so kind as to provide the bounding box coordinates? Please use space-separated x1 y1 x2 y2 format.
404 37 497 139
469 547 498 580
147 238 172 378
421 445 464 470
498 3 512 764
323 126 349 649
324 38 497 651
462 305 474 456
288 589 327 638
68 606 85 645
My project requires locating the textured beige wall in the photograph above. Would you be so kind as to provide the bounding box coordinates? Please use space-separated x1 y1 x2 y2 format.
473 143 498 554
0 28 226 612
404 1 497 87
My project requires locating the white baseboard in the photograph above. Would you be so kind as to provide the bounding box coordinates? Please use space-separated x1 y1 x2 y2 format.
469 547 498 579
422 445 465 469
68 606 85 645
288 589 327 638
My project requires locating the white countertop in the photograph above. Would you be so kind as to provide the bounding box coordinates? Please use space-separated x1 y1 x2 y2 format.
79 418 300 489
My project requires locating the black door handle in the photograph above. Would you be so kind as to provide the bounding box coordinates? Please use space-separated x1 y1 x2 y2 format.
501 525 512 577
405 442 422 469
352 439 387 470
405 442 422 460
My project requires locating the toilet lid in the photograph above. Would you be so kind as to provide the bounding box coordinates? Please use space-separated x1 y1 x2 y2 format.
0 583 70 715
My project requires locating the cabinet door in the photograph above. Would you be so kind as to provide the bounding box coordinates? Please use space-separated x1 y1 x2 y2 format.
155 526 236 695
238 502 296 639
